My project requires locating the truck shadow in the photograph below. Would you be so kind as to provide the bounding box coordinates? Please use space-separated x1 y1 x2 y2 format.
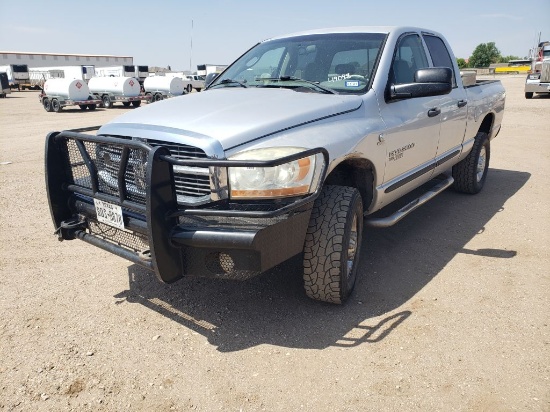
114 168 529 352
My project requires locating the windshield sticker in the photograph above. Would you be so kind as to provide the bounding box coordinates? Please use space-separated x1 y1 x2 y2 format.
345 80 360 87
328 73 351 82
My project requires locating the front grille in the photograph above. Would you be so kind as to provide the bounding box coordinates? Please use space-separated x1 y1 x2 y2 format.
147 139 211 202
541 61 550 83
64 137 212 206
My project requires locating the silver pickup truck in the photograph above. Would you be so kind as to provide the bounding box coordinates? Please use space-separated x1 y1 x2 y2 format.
46 26 505 304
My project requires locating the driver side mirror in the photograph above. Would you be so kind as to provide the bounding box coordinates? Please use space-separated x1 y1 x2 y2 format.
389 67 453 100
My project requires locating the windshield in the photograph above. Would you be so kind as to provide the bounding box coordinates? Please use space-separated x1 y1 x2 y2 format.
209 32 386 94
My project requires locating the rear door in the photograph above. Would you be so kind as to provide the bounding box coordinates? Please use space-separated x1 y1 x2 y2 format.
423 34 467 160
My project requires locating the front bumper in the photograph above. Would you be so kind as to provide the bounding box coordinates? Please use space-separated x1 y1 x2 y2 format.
525 80 550 93
45 129 327 282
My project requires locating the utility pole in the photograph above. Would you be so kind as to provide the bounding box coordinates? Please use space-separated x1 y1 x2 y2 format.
190 19 194 72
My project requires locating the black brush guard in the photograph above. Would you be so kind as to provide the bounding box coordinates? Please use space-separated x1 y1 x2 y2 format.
45 128 328 283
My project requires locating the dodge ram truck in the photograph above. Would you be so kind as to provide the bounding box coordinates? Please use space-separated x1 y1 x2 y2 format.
46 26 506 304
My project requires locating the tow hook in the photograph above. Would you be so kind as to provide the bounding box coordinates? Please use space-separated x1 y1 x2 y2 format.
54 217 87 241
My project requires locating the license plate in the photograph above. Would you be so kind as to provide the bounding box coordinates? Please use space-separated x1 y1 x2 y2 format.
94 199 125 230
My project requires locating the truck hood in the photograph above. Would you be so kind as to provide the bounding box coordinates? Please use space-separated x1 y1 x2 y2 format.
98 88 363 151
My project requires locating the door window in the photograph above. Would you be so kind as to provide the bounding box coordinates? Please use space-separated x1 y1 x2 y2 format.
390 34 429 85
423 35 457 87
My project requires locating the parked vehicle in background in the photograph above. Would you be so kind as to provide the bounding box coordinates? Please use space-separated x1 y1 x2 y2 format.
134 65 149 85
29 65 95 90
95 65 136 78
494 60 532 74
0 64 30 90
184 74 205 92
0 72 11 97
29 69 64 90
525 41 550 99
45 26 506 304
39 78 100 112
143 76 186 102
163 72 204 93
88 77 146 108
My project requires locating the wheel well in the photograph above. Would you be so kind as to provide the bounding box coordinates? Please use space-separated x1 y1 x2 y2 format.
324 158 374 213
478 113 494 136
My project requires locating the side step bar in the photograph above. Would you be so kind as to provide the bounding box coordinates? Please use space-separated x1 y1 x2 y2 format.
365 176 454 228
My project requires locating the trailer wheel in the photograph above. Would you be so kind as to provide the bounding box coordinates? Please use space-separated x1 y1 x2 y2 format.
131 100 141 107
154 93 163 102
43 98 52 112
525 92 533 99
51 98 62 112
102 95 112 108
79 105 88 110
87 104 96 110
303 185 364 304
145 92 153 103
122 102 131 107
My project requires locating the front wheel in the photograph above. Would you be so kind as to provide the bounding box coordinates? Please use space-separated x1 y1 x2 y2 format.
303 185 364 304
525 91 533 99
186 84 192 93
452 132 490 194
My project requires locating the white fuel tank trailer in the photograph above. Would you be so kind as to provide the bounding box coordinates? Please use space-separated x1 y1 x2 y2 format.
88 76 141 97
43 78 91 101
144 76 185 96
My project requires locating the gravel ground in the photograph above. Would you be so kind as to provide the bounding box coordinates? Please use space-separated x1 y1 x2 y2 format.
0 76 548 411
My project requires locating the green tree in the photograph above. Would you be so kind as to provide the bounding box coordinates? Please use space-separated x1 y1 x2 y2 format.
456 58 468 69
469 42 501 68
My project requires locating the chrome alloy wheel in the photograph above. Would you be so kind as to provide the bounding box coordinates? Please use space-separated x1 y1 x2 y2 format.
347 214 358 277
476 146 487 182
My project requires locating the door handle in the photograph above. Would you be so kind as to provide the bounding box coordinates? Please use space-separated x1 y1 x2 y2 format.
428 108 441 117
457 99 468 108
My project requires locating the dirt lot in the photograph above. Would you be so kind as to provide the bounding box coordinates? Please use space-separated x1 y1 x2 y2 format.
0 77 548 411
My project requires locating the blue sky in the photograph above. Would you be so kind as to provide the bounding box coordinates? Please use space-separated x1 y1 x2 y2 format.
0 0 548 71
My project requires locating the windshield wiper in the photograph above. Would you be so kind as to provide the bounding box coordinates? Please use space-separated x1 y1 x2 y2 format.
210 79 248 88
256 76 337 94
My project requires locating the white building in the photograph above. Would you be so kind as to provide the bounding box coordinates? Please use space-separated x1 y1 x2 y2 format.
0 51 133 68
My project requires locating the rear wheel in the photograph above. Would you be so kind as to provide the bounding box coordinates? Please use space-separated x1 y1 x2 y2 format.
51 98 61 112
303 185 364 304
79 104 87 110
452 132 490 194
131 100 141 107
122 101 131 107
43 98 52 112
154 93 163 102
87 104 96 110
102 95 112 108
525 92 533 99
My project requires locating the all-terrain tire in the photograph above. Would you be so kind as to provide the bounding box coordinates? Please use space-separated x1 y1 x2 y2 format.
303 185 364 304
452 132 490 194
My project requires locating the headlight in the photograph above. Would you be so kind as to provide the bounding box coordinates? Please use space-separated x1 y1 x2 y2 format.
228 147 322 199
